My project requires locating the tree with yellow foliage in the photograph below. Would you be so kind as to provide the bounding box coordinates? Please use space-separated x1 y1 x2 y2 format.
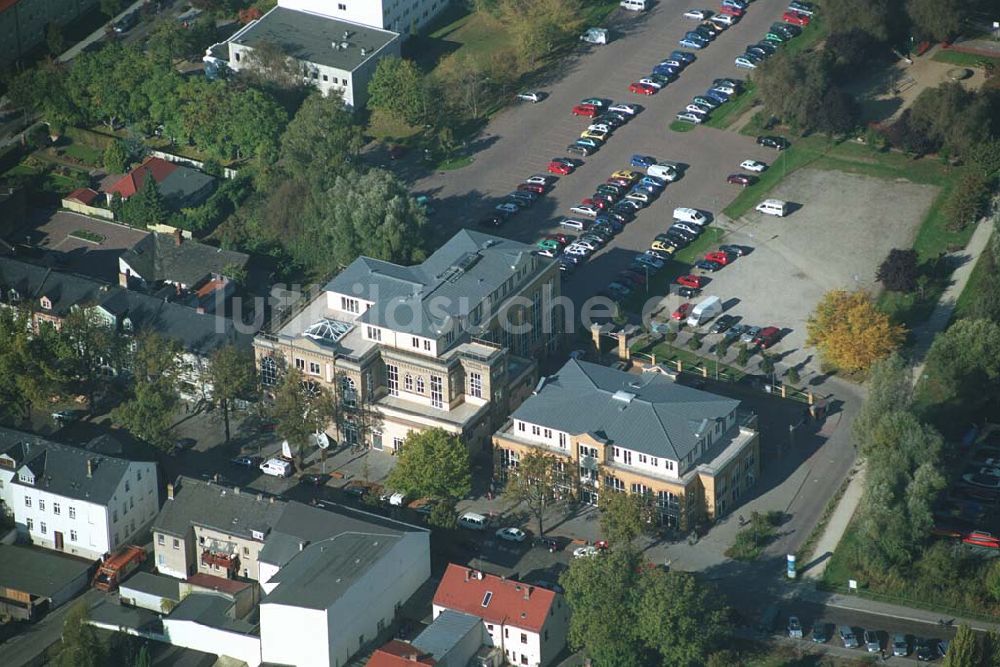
806 290 905 373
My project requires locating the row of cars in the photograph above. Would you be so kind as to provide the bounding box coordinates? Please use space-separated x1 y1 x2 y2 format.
568 98 643 157
784 616 949 661
734 2 815 69
676 77 747 125
678 0 749 52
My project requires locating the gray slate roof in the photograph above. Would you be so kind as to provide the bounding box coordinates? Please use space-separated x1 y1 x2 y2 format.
120 233 248 288
230 7 398 72
0 259 102 316
412 610 483 661
119 571 181 601
152 476 286 541
0 427 133 505
325 229 541 338
511 360 740 461
0 544 92 597
260 501 426 610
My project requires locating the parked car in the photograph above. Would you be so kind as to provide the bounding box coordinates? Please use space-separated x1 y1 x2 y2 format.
573 545 601 558
679 38 706 49
629 82 658 95
231 455 260 467
711 314 738 333
496 527 527 542
740 159 767 172
301 473 329 486
864 630 881 653
518 183 546 194
788 1 816 15
915 638 936 661
572 104 599 117
713 13 737 26
727 173 755 186
676 112 705 123
735 56 759 69
787 616 803 639
757 135 790 150
517 91 544 103
755 326 782 348
672 303 693 321
705 250 733 265
740 326 762 344
692 95 719 109
609 103 641 115
719 4 744 16
683 8 712 19
638 77 664 90
892 634 909 657
839 626 859 649
496 202 520 215
580 97 610 108
676 274 704 289
695 259 723 272
548 160 574 175
724 324 748 343
719 244 750 256
812 624 831 643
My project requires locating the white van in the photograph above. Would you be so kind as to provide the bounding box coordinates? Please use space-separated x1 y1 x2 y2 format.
673 207 709 226
458 512 488 531
756 199 788 217
620 0 648 10
686 295 723 327
647 163 679 182
260 458 292 477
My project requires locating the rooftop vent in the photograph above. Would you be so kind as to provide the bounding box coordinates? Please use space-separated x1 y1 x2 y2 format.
340 41 350 50
612 390 636 404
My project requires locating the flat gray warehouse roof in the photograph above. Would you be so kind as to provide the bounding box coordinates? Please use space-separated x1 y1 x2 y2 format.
231 7 398 72
0 545 92 598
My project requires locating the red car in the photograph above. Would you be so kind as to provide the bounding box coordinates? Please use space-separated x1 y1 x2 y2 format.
754 326 782 348
547 233 570 245
720 5 744 16
705 251 733 265
726 174 754 187
518 183 546 194
675 274 704 289
963 531 1000 549
782 11 810 25
548 161 573 175
572 104 599 117
671 303 693 320
607 177 632 188
629 82 657 95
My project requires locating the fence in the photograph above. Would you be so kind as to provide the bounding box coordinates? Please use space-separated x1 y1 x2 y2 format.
61 198 114 220
149 150 240 180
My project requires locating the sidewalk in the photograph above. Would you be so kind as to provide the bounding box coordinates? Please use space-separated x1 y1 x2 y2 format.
57 0 149 63
801 463 864 579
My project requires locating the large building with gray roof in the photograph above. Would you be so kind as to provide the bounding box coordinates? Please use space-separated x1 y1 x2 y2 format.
493 360 760 528
0 427 159 560
205 5 400 108
254 229 562 455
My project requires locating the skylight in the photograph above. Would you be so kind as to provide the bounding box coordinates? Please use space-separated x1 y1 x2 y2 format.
482 591 493 607
304 318 352 343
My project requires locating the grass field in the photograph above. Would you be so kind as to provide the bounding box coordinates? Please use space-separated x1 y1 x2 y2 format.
953 242 994 321
60 141 102 165
647 340 748 382
668 120 698 132
931 49 1000 68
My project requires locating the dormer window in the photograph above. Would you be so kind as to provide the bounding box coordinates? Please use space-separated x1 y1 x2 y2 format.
122 317 133 332
39 296 52 310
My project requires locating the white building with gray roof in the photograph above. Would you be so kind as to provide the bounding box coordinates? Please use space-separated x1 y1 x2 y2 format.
493 360 761 528
206 5 400 108
255 229 562 455
0 428 159 561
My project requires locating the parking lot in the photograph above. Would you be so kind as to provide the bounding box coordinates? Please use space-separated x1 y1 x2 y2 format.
656 168 939 372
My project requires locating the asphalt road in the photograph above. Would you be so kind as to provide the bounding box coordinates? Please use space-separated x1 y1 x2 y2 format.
409 0 796 312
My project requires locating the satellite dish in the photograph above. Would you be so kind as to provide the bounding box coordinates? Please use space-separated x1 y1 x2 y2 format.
310 432 331 450
281 440 292 459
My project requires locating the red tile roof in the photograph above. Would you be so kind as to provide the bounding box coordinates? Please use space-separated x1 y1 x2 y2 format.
366 640 436 667
106 157 177 200
66 188 99 205
184 572 251 595
432 564 556 633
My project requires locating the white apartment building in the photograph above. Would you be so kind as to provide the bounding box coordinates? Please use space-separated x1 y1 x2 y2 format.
278 0 450 33
208 6 400 108
0 429 159 561
432 564 569 667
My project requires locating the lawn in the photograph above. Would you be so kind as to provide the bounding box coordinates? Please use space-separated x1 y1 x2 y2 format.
60 141 102 165
931 49 1000 68
668 120 698 133
646 340 748 382
952 244 993 321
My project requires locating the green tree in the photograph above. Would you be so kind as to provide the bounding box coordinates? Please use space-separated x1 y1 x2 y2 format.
268 368 334 465
824 0 894 42
755 51 851 133
636 570 728 667
759 353 775 378
99 0 123 19
503 450 563 536
599 491 649 548
985 560 1000 602
906 0 965 42
944 171 990 231
560 548 646 666
57 308 123 412
853 352 913 444
146 18 194 65
785 366 800 384
122 176 168 228
111 333 182 451
918 319 1000 425
877 248 920 292
53 602 105 667
735 344 750 367
367 56 430 126
207 345 257 443
103 140 129 174
428 498 458 529
279 92 364 187
944 624 983 667
385 428 471 501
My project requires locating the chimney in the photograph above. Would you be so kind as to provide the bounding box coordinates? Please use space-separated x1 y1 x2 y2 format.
298 541 306 551
524 586 531 601
233 487 240 495
86 459 93 478
174 228 183 245
269 496 274 504
167 483 174 500
465 569 470 582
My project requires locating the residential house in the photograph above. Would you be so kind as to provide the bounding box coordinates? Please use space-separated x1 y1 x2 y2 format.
0 544 94 621
258 501 431 667
0 427 159 560
277 0 451 34
254 229 561 455
492 360 761 528
205 6 400 108
105 156 216 210
432 564 569 667
367 610 498 667
151 477 286 581
0 0 99 66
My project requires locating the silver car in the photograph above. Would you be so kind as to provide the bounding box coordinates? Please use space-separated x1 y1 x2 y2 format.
892 633 908 657
839 626 859 649
864 630 880 653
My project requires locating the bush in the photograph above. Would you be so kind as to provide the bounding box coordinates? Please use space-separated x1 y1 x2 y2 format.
785 367 801 384
876 248 920 292
944 171 991 231
735 344 750 367
687 336 702 351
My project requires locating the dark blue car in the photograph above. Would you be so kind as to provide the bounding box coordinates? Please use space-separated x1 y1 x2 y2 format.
705 91 729 104
671 50 696 63
653 65 680 77
630 154 657 168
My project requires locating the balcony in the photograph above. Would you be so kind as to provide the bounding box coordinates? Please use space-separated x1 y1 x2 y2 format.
201 550 238 572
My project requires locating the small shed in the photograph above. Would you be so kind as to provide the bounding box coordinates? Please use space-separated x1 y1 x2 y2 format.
119 571 181 613
0 545 93 621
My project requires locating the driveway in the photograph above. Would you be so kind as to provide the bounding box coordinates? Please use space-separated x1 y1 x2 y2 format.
407 0 803 312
